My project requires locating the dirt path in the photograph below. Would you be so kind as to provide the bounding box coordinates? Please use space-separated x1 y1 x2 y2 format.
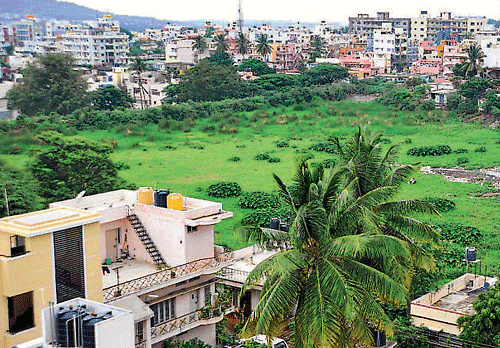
347 94 379 102
421 166 500 188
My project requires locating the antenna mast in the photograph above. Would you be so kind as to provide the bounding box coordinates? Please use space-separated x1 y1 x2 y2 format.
237 0 244 32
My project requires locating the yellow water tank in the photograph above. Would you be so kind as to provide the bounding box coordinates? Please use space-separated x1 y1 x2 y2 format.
137 187 154 205
167 193 183 210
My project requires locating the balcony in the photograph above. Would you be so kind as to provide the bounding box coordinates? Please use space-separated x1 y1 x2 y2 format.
151 306 225 343
103 253 233 302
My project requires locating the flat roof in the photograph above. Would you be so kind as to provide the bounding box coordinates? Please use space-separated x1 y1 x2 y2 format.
0 206 100 237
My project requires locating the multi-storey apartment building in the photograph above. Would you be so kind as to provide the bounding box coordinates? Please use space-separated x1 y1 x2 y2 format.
50 189 234 348
411 11 486 43
348 12 411 43
60 16 129 67
0 206 102 348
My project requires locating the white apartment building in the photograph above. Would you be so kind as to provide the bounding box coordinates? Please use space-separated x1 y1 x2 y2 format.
60 16 129 67
165 39 208 64
411 11 486 42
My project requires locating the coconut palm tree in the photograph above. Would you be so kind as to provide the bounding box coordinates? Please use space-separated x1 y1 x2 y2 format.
255 34 272 61
333 126 440 273
241 159 412 347
191 35 207 62
214 33 229 54
236 32 249 60
460 44 485 77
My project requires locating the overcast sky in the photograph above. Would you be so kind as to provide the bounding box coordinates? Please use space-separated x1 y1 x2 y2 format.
65 0 499 23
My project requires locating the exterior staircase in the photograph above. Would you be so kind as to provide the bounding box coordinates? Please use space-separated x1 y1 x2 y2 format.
127 213 166 267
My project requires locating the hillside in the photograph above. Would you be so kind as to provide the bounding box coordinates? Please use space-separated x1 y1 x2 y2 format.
0 0 189 31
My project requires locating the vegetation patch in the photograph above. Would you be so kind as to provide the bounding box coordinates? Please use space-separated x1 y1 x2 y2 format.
238 191 281 210
436 223 483 246
420 197 456 213
407 145 452 157
309 142 336 154
254 153 270 161
206 182 242 198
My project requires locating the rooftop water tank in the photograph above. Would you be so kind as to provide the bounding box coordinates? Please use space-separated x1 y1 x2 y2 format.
154 189 170 208
270 218 280 230
82 311 113 348
57 306 86 347
167 193 183 211
137 187 154 205
466 247 477 262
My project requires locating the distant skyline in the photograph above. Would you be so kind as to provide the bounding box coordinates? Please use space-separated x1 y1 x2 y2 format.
62 0 499 23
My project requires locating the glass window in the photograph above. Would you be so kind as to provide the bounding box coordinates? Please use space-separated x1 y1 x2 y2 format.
8 291 34 334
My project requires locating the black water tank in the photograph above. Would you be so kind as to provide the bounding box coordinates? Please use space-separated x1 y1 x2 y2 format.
154 189 170 208
466 247 477 262
270 218 280 230
57 307 84 347
82 312 112 348
370 328 387 347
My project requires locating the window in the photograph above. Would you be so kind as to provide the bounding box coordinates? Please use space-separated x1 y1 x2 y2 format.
204 285 211 305
150 298 176 326
10 235 26 257
187 226 198 232
8 291 34 334
135 321 144 344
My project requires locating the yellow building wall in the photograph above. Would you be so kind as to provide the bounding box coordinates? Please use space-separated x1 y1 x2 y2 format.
84 222 103 302
0 234 55 348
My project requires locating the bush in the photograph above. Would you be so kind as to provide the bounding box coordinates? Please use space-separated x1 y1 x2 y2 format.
228 156 241 162
206 182 242 198
238 191 281 209
457 157 469 165
436 223 482 245
241 207 293 227
453 148 468 154
420 197 456 213
407 145 452 157
268 157 281 163
474 146 486 153
322 158 336 168
254 153 270 161
309 142 336 154
276 141 289 148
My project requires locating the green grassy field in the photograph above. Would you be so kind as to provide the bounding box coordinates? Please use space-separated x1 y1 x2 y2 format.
3 100 500 272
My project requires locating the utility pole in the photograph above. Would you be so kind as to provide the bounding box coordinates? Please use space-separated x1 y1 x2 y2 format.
4 188 9 216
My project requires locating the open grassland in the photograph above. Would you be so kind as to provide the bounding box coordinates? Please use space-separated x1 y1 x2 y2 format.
3 100 500 275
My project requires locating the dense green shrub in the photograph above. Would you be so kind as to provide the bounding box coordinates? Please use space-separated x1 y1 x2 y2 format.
206 182 242 197
474 146 486 153
276 141 289 148
322 158 336 168
453 148 468 154
254 153 270 160
407 145 452 157
436 223 482 245
420 197 456 213
240 207 293 227
268 157 281 163
309 142 336 154
238 191 281 209
457 157 469 165
228 156 241 162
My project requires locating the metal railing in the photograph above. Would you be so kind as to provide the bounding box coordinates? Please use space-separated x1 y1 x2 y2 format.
151 306 223 339
103 253 233 302
217 267 251 281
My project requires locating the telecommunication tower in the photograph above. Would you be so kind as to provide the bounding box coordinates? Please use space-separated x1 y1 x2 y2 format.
237 0 244 32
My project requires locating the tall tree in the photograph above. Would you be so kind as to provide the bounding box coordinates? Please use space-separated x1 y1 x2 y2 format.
90 85 135 110
7 53 88 116
214 33 229 54
32 131 133 203
460 44 485 77
176 60 243 102
192 35 208 62
255 34 272 61
236 32 249 60
242 158 412 347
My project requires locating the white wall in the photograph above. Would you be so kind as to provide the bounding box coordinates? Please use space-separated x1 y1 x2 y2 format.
96 312 135 348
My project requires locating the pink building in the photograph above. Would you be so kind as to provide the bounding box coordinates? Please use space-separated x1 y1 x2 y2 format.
339 55 373 79
410 58 443 76
270 43 300 71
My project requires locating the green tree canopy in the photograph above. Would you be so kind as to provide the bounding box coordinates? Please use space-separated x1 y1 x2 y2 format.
90 85 135 110
205 52 234 67
214 33 229 54
460 44 485 77
301 64 349 86
32 131 133 202
238 59 274 76
177 60 243 102
7 53 89 116
236 32 250 59
255 34 272 61
458 284 500 345
460 77 491 99
248 73 301 92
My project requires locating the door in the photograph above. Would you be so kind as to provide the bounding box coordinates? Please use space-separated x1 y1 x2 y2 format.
105 228 119 261
190 289 199 312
